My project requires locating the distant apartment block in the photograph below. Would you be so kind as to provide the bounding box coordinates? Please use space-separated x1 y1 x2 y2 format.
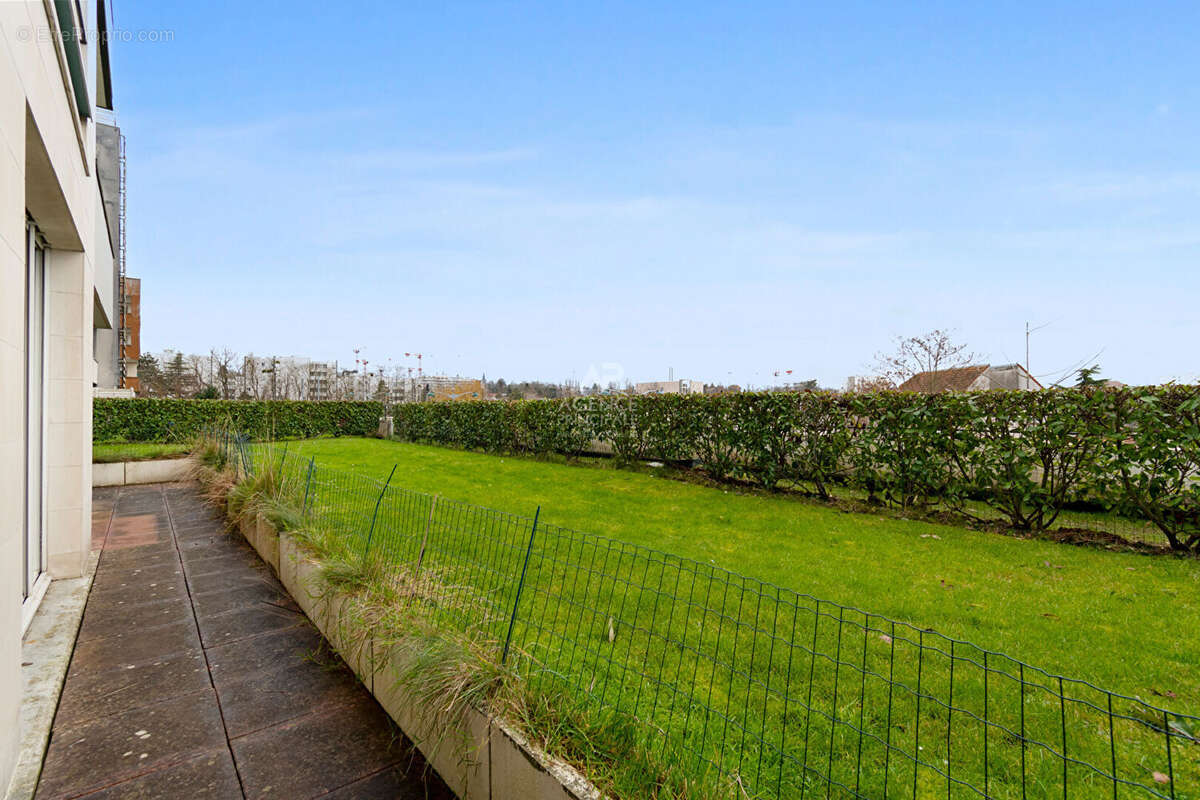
635 379 705 395
118 276 140 391
307 360 333 400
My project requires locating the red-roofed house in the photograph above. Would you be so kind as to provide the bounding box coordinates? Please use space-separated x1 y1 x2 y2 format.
897 363 1043 393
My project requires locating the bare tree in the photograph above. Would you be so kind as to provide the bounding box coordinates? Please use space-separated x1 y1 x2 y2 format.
210 348 239 399
184 354 208 395
277 359 306 400
872 329 979 391
241 354 263 399
845 375 896 393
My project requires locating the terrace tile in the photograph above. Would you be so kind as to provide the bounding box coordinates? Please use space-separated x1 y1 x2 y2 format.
76 595 193 643
53 650 209 728
35 689 227 798
67 619 202 675
37 483 450 799
322 764 449 799
190 580 297 618
213 645 364 737
230 694 418 799
194 602 306 648
89 561 185 595
71 750 242 799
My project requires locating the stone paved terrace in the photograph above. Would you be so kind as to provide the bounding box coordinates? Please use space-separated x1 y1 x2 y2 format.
34 484 453 799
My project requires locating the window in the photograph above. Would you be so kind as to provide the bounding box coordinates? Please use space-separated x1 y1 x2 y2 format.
23 219 48 607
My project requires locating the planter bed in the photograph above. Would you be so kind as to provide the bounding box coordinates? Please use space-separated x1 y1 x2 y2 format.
233 511 599 800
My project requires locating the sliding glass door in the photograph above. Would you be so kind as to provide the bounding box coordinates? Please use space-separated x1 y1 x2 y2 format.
23 220 47 602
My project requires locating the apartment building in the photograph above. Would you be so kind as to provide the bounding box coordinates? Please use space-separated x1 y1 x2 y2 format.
118 275 139 390
307 360 333 401
634 379 705 395
1 0 120 790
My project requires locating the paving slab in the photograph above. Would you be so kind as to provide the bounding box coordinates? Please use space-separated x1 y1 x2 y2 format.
213 647 365 738
231 694 415 799
76 595 193 643
36 484 452 800
191 580 298 619
71 750 242 799
53 649 210 728
178 535 254 561
185 566 282 596
321 763 446 800
67 618 203 674
206 624 328 678
184 551 275 579
85 573 189 605
35 688 228 798
195 602 306 648
89 561 186 595
97 544 181 570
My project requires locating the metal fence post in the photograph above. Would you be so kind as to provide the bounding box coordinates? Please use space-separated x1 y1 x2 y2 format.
414 494 439 577
501 506 541 665
362 464 398 559
301 457 315 518
240 435 253 477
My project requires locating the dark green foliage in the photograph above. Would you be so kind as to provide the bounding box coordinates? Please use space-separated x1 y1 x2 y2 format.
848 392 954 509
1099 384 1200 550
94 398 384 442
103 385 1200 551
137 353 163 396
1076 364 1104 386
385 388 1200 550
943 389 1110 530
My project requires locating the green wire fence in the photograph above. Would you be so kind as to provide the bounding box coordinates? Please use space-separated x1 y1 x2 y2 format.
206 428 1199 799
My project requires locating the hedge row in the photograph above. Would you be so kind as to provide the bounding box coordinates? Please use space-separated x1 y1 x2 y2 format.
94 398 384 443
389 387 1200 552
96 389 1200 551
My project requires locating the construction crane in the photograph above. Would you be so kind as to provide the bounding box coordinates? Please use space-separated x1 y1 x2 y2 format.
404 352 426 380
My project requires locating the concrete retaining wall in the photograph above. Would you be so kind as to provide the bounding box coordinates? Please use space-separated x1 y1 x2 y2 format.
237 515 599 800
91 459 189 487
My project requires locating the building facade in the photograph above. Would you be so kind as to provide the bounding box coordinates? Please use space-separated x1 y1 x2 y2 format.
896 363 1044 393
118 275 140 391
1 0 119 789
634 379 705 395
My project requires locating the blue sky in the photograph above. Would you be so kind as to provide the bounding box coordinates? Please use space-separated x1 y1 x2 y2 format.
113 1 1200 387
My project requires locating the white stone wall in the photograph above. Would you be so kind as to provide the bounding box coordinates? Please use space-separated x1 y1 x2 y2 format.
1 0 113 790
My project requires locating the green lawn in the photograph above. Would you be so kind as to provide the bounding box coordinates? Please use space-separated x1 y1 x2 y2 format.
289 437 1200 708
278 436 1199 797
93 442 192 462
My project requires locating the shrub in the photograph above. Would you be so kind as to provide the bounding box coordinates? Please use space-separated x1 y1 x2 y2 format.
848 392 954 509
788 392 854 500
114 386 1200 551
1100 385 1200 551
943 389 1109 531
94 398 384 442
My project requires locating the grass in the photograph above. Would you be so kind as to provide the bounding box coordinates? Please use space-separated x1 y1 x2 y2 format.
93 441 191 462
269 436 1200 798
289 437 1200 707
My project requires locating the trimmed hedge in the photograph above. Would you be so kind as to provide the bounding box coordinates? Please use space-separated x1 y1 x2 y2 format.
390 387 1200 551
96 387 1200 551
94 398 384 443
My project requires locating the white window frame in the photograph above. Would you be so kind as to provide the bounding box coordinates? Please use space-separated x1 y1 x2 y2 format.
22 219 50 633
